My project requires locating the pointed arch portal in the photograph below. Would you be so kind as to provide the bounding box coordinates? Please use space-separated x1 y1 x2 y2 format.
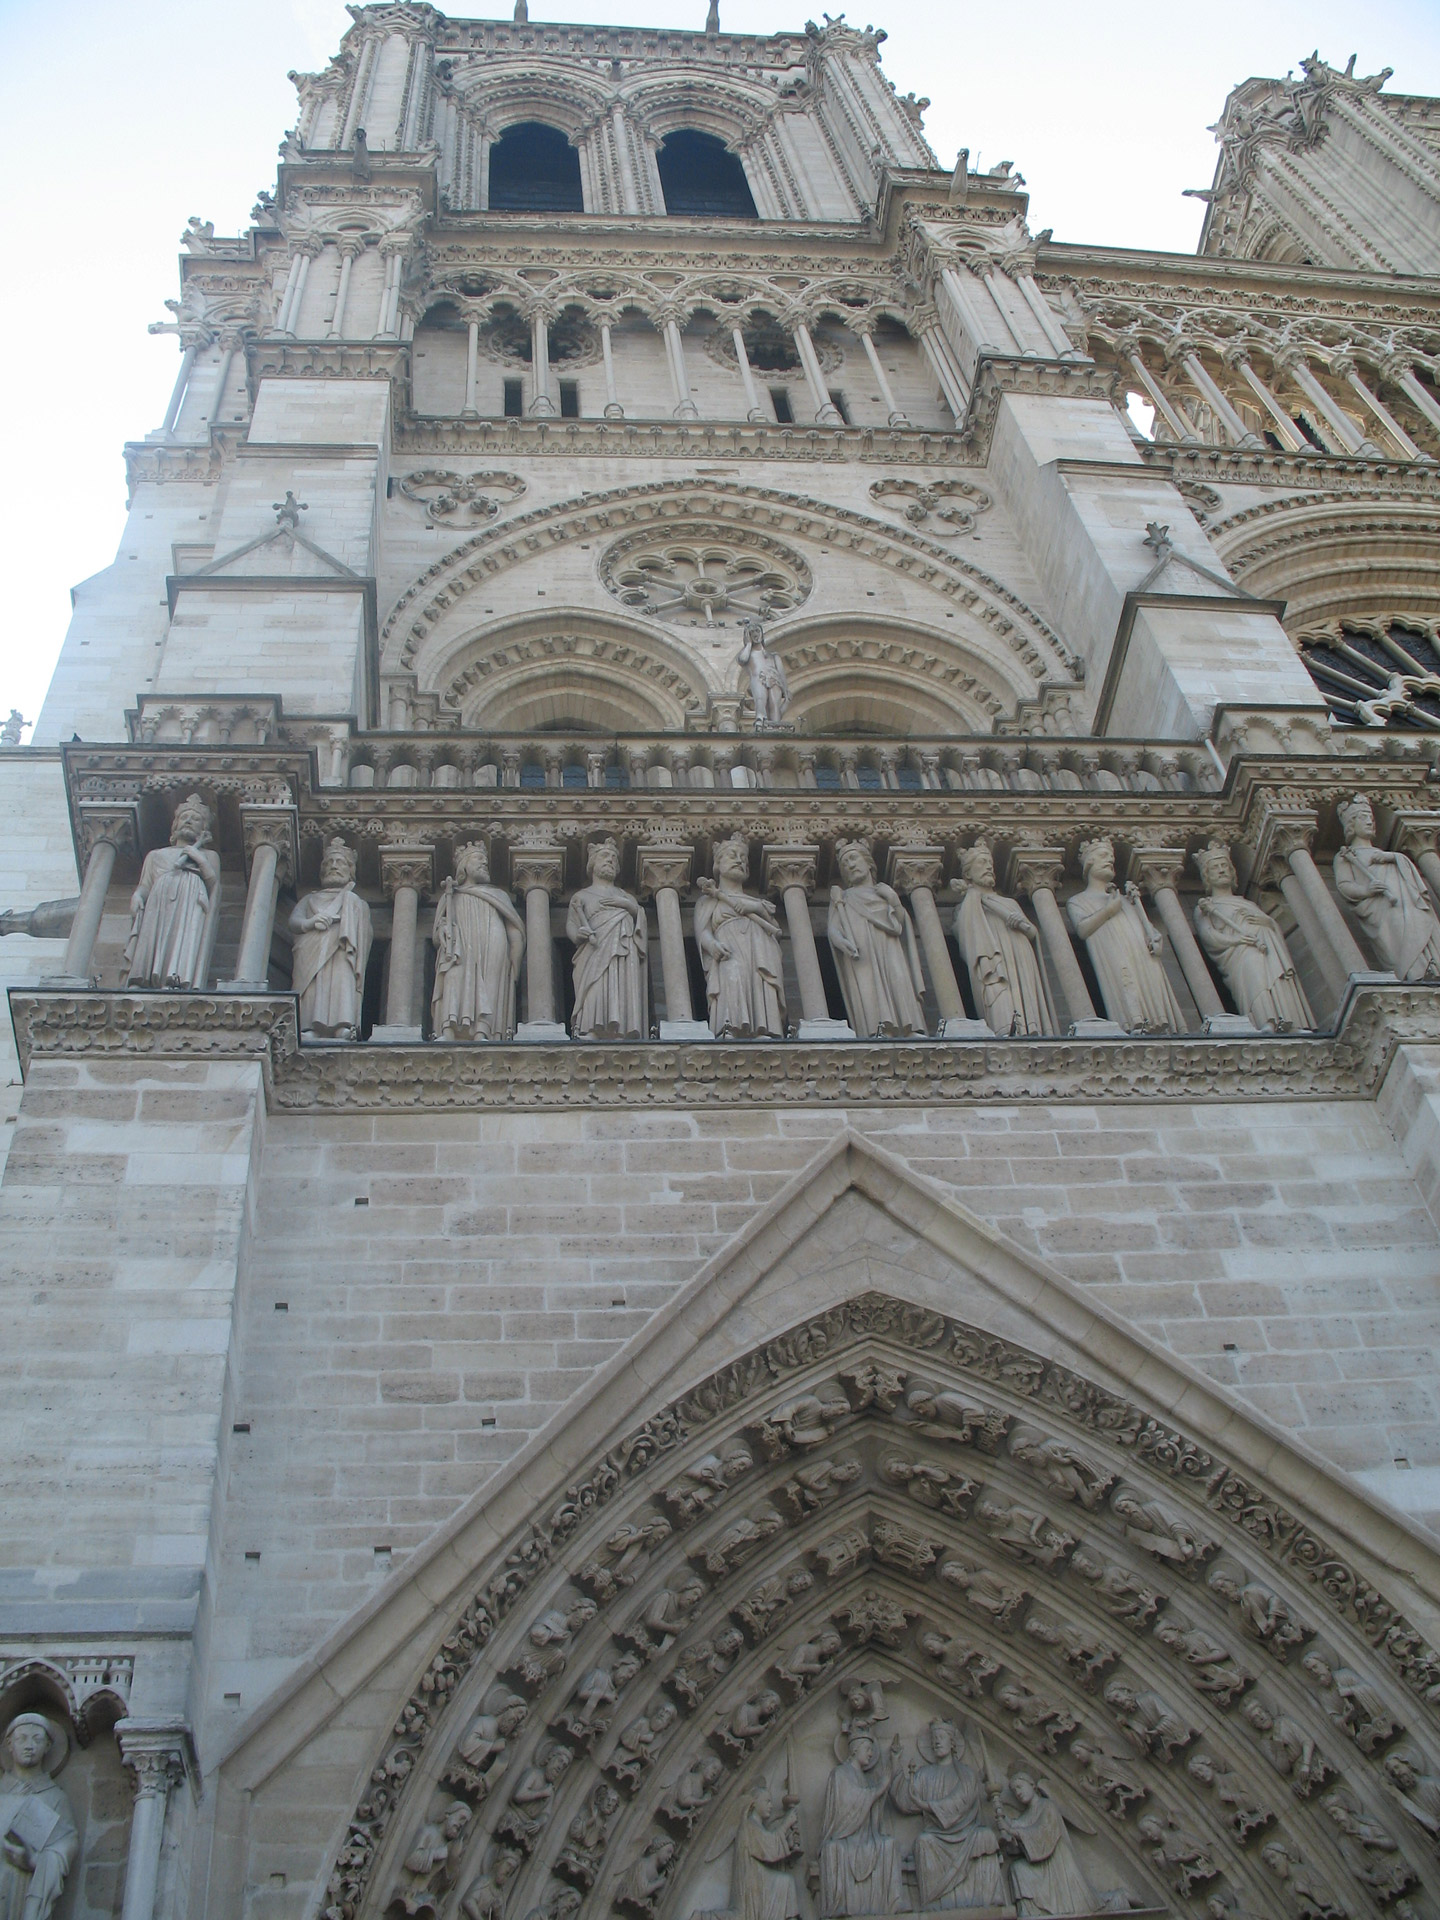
308 1276 1440 1920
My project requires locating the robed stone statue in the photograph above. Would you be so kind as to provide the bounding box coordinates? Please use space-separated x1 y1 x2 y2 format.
953 841 1055 1036
290 838 373 1041
1066 838 1183 1033
726 1781 802 1920
996 1773 1100 1917
568 838 648 1040
1334 794 1440 980
431 842 526 1042
889 1719 1005 1911
123 793 221 990
818 1732 902 1918
1192 841 1313 1031
0 1715 77 1920
826 841 927 1037
694 835 786 1038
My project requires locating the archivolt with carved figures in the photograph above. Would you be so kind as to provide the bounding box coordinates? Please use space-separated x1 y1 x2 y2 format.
325 1296 1440 1920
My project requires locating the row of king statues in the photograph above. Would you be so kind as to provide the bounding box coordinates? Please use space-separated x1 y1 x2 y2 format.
117 796 1440 1043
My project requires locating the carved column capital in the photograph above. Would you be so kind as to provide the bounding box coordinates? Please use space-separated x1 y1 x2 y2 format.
885 846 945 894
1388 810 1440 859
510 847 566 896
76 802 140 868
378 843 434 899
116 1719 193 1798
762 845 818 897
1125 845 1187 895
1004 843 1065 897
240 804 298 889
636 845 694 898
1247 807 1319 892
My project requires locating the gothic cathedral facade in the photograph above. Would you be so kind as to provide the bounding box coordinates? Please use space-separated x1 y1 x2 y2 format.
3 11 1440 1920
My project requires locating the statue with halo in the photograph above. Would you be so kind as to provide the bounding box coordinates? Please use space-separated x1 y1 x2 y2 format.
0 1713 77 1920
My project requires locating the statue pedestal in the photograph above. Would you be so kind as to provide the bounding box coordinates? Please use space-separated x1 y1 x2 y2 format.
39 973 96 989
515 1020 569 1043
939 1015 994 1039
217 977 270 993
1066 1016 1128 1039
370 1023 423 1045
1202 1012 1258 1036
796 1017 856 1041
659 1020 713 1042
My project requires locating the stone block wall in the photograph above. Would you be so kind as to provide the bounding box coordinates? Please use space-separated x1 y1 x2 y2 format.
196 1089 1440 1756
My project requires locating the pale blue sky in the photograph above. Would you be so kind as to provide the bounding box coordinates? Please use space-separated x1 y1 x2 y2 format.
1 0 1438 726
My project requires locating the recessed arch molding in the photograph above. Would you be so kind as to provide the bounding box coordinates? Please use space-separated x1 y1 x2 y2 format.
324 1294 1440 1920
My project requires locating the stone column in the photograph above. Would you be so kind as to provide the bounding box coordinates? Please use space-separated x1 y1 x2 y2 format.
600 323 623 418
373 843 432 1043
276 241 320 337
1389 813 1440 912
853 323 908 426
46 804 139 987
512 845 567 1041
1224 345 1307 452
732 327 766 421
117 1721 189 1920
1381 353 1440 439
1273 344 1381 456
220 805 297 992
160 344 198 436
792 321 843 424
463 314 480 416
763 845 853 1039
913 310 971 419
638 844 708 1041
1014 272 1078 359
1172 343 1264 449
1331 353 1429 461
377 234 409 339
1126 845 1230 1030
1118 342 1198 442
328 237 362 337
661 315 698 419
529 309 555 415
1006 846 1120 1036
887 847 983 1037
1252 811 1378 1006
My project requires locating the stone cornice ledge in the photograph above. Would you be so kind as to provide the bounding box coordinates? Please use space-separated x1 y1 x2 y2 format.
10 981 1440 1113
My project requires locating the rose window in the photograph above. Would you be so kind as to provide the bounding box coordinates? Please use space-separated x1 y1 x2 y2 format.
599 527 812 627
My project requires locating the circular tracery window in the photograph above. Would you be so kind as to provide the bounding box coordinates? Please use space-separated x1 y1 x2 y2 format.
1299 619 1440 728
599 525 813 627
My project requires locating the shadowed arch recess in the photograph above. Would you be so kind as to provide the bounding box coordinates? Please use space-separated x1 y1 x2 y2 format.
330 1295 1440 1920
433 615 711 733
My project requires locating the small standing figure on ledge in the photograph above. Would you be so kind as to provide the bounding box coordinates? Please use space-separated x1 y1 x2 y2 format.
123 793 221 991
738 618 790 728
1067 837 1183 1033
1192 841 1313 1031
1333 794 1440 980
568 838 648 1040
694 834 786 1038
431 842 525 1042
0 710 26 747
290 838 373 1041
827 840 927 1037
0 1714 77 1920
954 840 1055 1036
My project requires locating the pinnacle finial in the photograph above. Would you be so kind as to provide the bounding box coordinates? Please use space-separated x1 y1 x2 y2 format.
705 0 720 32
513 0 528 18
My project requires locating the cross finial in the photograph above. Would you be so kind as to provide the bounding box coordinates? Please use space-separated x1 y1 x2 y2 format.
1143 521 1172 558
274 491 308 530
